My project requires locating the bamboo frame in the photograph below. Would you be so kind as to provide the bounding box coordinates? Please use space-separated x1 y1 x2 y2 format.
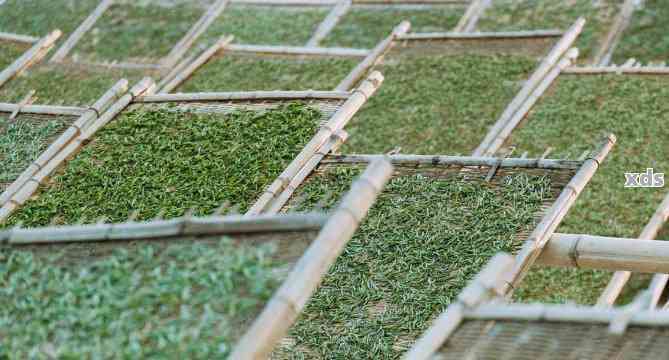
0 30 62 89
452 0 491 33
537 233 669 273
306 0 352 47
641 193 669 309
0 78 155 223
501 134 617 293
231 158 393 359
596 193 669 307
135 90 351 103
335 21 410 91
246 71 384 215
321 154 583 169
472 17 585 157
403 253 516 360
592 0 636 66
49 0 226 72
1 213 327 244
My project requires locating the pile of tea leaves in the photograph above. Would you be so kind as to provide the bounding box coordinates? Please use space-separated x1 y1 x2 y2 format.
477 0 619 60
342 54 536 154
322 7 464 48
179 56 358 92
275 167 550 358
3 103 320 227
0 237 282 358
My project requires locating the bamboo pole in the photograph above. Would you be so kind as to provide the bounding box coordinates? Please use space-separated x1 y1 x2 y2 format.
563 66 669 75
452 0 491 33
267 131 349 214
502 134 616 294
537 233 669 273
403 253 515 360
246 71 384 216
472 18 585 157
322 154 582 170
0 78 154 223
0 79 129 208
0 32 39 44
592 0 636 66
0 30 62 89
306 0 352 47
226 44 369 57
136 90 350 103
2 213 327 244
228 0 466 5
465 303 669 325
334 21 409 91
0 103 87 116
397 30 563 40
231 158 393 359
158 35 234 93
480 48 579 157
50 0 114 62
596 193 669 307
643 194 669 308
161 0 229 68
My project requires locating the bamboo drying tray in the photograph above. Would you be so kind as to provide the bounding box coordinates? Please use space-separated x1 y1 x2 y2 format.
406 252 669 360
0 158 392 359
0 71 384 224
49 0 228 73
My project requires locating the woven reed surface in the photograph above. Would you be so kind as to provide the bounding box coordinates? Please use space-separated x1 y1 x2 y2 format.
137 98 345 123
435 319 669 360
392 37 557 57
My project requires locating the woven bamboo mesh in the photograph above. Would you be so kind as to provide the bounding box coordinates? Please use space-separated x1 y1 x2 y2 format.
435 319 669 359
135 97 347 122
0 111 78 191
390 35 559 58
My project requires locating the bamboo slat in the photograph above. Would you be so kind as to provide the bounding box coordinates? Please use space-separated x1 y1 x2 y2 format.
231 158 393 359
397 30 563 40
136 90 350 103
0 78 154 223
537 233 669 273
226 44 369 57
502 134 616 293
322 154 583 170
2 213 327 244
403 254 515 360
464 303 669 325
246 71 384 215
597 193 669 307
228 0 466 4
481 48 579 157
267 130 349 214
334 21 409 91
0 30 62 89
592 0 636 66
0 103 87 116
50 0 114 62
563 66 669 75
158 35 234 93
642 194 669 308
0 79 129 208
472 18 585 157
306 0 352 47
452 0 491 33
161 0 229 68
0 32 39 44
